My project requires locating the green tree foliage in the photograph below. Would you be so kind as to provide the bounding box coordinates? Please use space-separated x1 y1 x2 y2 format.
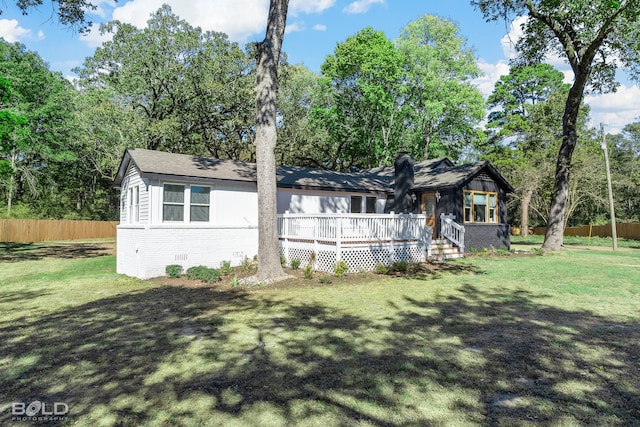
76 5 255 159
606 122 640 221
481 64 603 233
487 63 567 134
472 0 640 251
314 27 403 170
0 40 77 217
396 15 485 160
312 17 485 170
275 64 330 166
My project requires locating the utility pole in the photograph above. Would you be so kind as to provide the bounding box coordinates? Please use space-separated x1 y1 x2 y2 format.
600 123 617 251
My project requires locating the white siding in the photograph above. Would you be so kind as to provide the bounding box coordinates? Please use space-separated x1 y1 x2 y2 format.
214 181 258 226
117 224 258 279
120 163 149 224
277 188 386 214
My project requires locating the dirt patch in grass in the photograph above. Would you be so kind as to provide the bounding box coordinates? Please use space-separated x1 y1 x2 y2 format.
0 241 115 262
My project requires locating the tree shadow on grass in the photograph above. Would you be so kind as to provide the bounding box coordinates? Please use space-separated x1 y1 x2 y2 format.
0 283 638 426
0 242 114 262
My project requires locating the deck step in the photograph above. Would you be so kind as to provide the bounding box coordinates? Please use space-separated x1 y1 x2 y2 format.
430 238 464 260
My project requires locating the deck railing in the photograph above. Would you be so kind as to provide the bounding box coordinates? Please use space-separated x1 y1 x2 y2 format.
277 211 432 272
440 213 465 253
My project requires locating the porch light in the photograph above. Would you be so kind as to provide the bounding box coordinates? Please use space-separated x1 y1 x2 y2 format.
435 191 441 202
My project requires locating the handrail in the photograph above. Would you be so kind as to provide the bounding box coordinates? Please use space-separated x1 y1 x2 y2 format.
440 213 465 253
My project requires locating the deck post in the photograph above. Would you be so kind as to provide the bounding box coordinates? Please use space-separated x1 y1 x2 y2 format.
336 216 342 262
283 210 290 264
390 211 396 264
313 216 319 269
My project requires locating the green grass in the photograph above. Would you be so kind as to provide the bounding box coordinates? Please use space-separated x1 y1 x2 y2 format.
512 233 640 249
1 243 639 426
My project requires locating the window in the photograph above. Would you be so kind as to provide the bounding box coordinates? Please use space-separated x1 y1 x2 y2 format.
351 195 377 213
464 190 498 224
350 196 362 213
128 186 139 223
365 196 377 213
190 186 210 222
163 184 185 222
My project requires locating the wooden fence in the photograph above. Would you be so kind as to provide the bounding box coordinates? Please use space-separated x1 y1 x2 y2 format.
531 223 640 240
0 219 118 243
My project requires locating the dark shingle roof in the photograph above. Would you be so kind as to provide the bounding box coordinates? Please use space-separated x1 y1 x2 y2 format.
114 148 513 193
114 148 392 193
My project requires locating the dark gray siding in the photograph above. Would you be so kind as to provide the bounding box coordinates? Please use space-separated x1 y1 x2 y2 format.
463 224 511 252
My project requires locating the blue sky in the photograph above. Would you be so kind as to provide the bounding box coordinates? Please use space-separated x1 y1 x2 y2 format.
1 0 639 133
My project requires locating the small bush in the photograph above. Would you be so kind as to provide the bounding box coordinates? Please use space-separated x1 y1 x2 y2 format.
240 256 256 273
165 264 183 278
319 276 333 284
391 260 409 273
495 247 510 256
290 258 301 270
280 254 287 267
303 264 314 280
220 260 233 276
186 265 221 283
333 260 349 277
230 275 239 288
375 264 390 275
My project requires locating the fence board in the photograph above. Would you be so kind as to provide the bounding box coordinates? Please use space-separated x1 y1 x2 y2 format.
0 219 118 243
531 223 640 240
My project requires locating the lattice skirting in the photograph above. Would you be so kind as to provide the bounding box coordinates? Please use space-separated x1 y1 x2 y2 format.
279 239 427 273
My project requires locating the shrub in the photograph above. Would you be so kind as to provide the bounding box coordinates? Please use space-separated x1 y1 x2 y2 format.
375 264 390 275
333 260 349 277
531 247 544 256
165 264 183 278
230 275 239 288
319 276 333 284
240 256 256 273
391 260 409 273
280 254 287 267
290 258 301 270
220 260 233 276
186 265 221 283
303 264 313 280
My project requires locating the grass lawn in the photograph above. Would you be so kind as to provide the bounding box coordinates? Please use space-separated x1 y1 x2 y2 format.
1 241 639 426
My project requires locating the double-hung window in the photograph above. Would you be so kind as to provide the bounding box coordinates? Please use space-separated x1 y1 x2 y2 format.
163 184 211 222
190 185 210 222
128 186 139 223
163 184 185 222
464 191 497 224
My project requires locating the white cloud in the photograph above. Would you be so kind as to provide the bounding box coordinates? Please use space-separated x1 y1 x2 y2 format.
313 24 327 31
80 25 114 48
472 59 510 98
290 0 336 15
0 19 31 42
285 21 305 34
586 85 640 133
89 0 118 19
79 0 339 49
343 0 385 14
37 30 45 40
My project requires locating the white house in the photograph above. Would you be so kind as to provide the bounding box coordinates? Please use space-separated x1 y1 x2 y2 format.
114 148 513 279
114 149 391 278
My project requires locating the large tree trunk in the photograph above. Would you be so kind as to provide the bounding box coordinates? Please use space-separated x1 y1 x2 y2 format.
542 78 587 251
253 0 289 282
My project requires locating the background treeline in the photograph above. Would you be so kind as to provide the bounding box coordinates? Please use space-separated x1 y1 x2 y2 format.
1 5 638 228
